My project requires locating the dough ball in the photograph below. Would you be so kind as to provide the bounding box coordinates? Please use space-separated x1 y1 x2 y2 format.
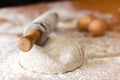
77 15 95 31
88 19 107 36
19 35 84 74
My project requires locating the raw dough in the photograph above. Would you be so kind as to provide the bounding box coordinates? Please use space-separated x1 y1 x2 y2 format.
19 34 84 74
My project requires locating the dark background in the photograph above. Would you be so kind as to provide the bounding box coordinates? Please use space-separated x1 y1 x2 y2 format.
0 0 63 7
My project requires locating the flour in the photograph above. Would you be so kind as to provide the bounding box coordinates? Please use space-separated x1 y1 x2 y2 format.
0 3 120 80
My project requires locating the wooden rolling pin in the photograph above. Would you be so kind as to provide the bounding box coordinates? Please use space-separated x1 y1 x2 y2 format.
18 11 58 52
18 30 41 52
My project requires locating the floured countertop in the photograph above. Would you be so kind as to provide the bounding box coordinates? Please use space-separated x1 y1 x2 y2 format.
0 1 120 80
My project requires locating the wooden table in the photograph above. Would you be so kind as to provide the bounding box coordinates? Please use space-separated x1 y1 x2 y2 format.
0 1 120 80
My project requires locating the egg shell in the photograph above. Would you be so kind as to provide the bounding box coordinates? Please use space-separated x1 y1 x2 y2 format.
77 15 95 31
88 19 107 36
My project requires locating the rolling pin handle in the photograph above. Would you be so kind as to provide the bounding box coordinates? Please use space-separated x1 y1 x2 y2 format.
18 30 41 52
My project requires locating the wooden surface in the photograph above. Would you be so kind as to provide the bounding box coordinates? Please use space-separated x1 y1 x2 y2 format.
0 0 120 35
0 1 120 80
72 0 120 32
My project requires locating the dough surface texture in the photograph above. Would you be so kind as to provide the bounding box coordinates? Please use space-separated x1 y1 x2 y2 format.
19 35 84 74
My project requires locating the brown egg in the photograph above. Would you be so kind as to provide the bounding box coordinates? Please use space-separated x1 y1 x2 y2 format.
77 15 95 31
88 19 107 36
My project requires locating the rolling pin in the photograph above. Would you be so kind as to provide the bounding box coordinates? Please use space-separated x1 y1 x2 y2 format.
18 12 58 52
